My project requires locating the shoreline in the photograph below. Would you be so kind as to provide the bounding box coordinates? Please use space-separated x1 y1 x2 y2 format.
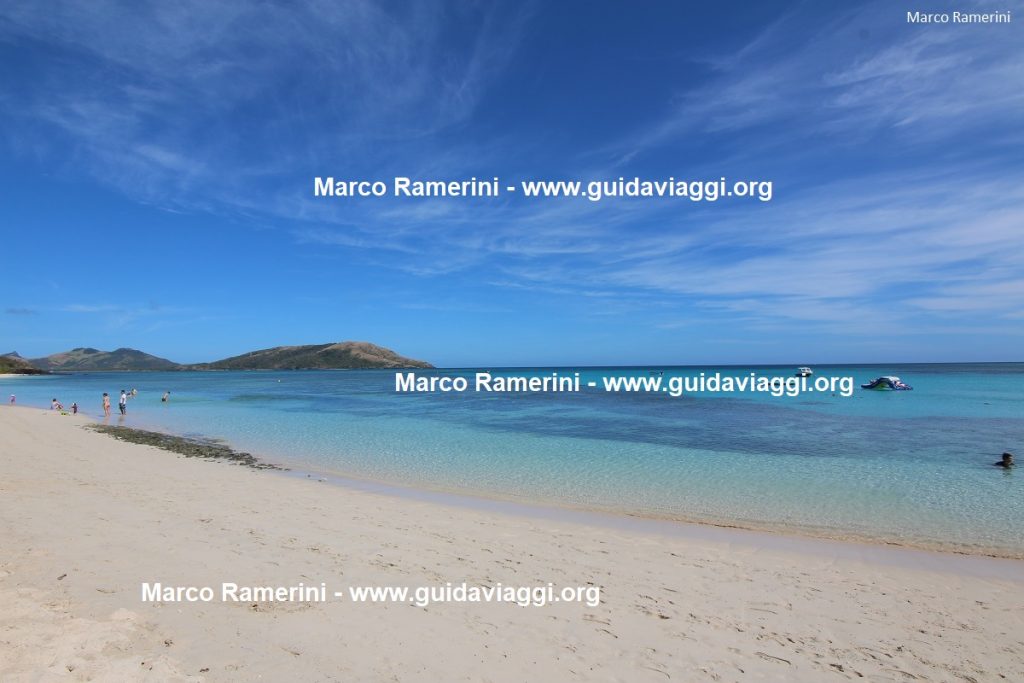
273 455 1024 563
11 401 1024 561
92 405 1024 562
2 405 1023 680
296 472 1024 572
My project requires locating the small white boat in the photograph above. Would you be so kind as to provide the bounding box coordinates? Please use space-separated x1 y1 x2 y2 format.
796 367 813 377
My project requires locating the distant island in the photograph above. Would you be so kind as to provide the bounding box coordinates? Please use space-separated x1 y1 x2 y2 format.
188 342 433 371
1 342 432 373
28 347 180 372
0 351 48 375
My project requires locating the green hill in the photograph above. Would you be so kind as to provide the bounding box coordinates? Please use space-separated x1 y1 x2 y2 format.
16 342 432 372
0 352 45 374
30 347 180 372
192 342 433 370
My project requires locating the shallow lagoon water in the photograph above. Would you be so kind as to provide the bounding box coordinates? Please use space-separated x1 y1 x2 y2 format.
4 364 1022 555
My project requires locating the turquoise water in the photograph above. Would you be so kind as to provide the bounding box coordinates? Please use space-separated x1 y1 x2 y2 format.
3 364 1022 555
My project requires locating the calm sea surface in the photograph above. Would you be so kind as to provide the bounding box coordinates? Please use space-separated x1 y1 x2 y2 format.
3 364 1022 555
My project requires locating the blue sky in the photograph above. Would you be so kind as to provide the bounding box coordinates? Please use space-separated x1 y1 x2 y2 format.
1 1 1022 366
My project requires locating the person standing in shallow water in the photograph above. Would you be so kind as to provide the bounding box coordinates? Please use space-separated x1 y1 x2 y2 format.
994 452 1015 469
102 392 111 417
118 390 127 415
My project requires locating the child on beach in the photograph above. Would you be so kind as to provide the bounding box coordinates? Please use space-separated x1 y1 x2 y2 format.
102 392 111 417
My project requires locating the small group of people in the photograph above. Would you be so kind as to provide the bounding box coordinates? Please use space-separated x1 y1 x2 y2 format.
101 389 131 416
7 389 171 417
49 398 78 414
97 388 170 416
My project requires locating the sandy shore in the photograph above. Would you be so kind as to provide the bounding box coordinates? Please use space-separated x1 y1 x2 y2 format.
2 407 1023 681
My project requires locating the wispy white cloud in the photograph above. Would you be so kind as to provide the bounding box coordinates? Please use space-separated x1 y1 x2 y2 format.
2 0 1021 340
608 0 1022 159
0 1 533 210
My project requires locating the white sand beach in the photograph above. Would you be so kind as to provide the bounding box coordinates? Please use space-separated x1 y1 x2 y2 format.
2 406 1023 682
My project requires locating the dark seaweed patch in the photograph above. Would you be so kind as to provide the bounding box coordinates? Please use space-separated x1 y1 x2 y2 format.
89 424 285 471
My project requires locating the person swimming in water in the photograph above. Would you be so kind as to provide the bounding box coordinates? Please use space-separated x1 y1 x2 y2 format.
994 452 1014 469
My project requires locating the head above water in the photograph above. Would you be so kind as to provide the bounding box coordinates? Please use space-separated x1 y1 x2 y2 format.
1002 452 1015 465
